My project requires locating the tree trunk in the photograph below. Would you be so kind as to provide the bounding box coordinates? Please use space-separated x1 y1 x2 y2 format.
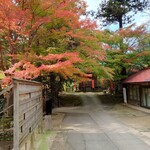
0 49 5 71
0 40 6 71
118 16 127 93
118 16 123 29
49 73 63 108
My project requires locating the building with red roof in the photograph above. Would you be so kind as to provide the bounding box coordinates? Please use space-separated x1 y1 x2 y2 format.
123 68 150 109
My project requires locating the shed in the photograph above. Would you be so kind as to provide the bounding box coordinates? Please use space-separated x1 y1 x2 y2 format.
123 68 150 108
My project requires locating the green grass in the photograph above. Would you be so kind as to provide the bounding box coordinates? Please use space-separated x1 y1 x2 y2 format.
59 93 123 107
0 117 13 128
0 117 13 141
34 131 57 150
97 93 123 104
59 93 82 107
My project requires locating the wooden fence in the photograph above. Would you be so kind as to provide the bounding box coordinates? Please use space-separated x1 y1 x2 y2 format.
13 78 43 150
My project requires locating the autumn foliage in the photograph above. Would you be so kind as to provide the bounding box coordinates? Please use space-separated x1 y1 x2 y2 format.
4 52 90 84
0 0 149 93
0 0 109 87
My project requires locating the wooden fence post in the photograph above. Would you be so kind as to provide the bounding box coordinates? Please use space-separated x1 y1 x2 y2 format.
13 82 19 150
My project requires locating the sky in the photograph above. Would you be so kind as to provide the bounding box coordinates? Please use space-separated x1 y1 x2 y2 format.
84 0 150 31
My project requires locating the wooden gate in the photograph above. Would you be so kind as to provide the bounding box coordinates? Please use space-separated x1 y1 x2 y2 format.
13 78 43 150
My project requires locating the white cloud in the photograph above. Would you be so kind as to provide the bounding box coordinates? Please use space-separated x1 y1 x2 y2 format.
85 0 102 11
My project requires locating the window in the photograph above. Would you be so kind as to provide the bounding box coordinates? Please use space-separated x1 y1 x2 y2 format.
141 87 150 108
129 85 140 101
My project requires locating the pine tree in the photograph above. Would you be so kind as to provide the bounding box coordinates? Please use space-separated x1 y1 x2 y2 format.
96 0 149 29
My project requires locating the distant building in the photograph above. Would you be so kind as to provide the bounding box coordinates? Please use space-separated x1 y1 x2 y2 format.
123 68 150 109
79 74 101 92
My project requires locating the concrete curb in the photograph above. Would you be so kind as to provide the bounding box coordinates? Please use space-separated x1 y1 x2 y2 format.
123 103 150 114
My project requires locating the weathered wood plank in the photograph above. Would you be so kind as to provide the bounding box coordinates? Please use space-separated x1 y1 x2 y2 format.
19 94 41 103
19 115 43 144
19 89 42 95
13 78 42 85
19 99 41 112
13 83 20 150
19 104 42 126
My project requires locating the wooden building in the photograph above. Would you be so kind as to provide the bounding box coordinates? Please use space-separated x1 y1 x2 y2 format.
123 68 150 109
79 74 101 92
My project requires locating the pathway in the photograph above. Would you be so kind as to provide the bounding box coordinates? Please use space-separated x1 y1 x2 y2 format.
50 93 150 150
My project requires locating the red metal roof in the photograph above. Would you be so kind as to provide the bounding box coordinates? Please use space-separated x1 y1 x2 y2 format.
123 68 150 83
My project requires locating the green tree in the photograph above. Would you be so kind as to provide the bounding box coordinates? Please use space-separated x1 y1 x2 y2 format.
99 25 150 92
96 0 149 29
